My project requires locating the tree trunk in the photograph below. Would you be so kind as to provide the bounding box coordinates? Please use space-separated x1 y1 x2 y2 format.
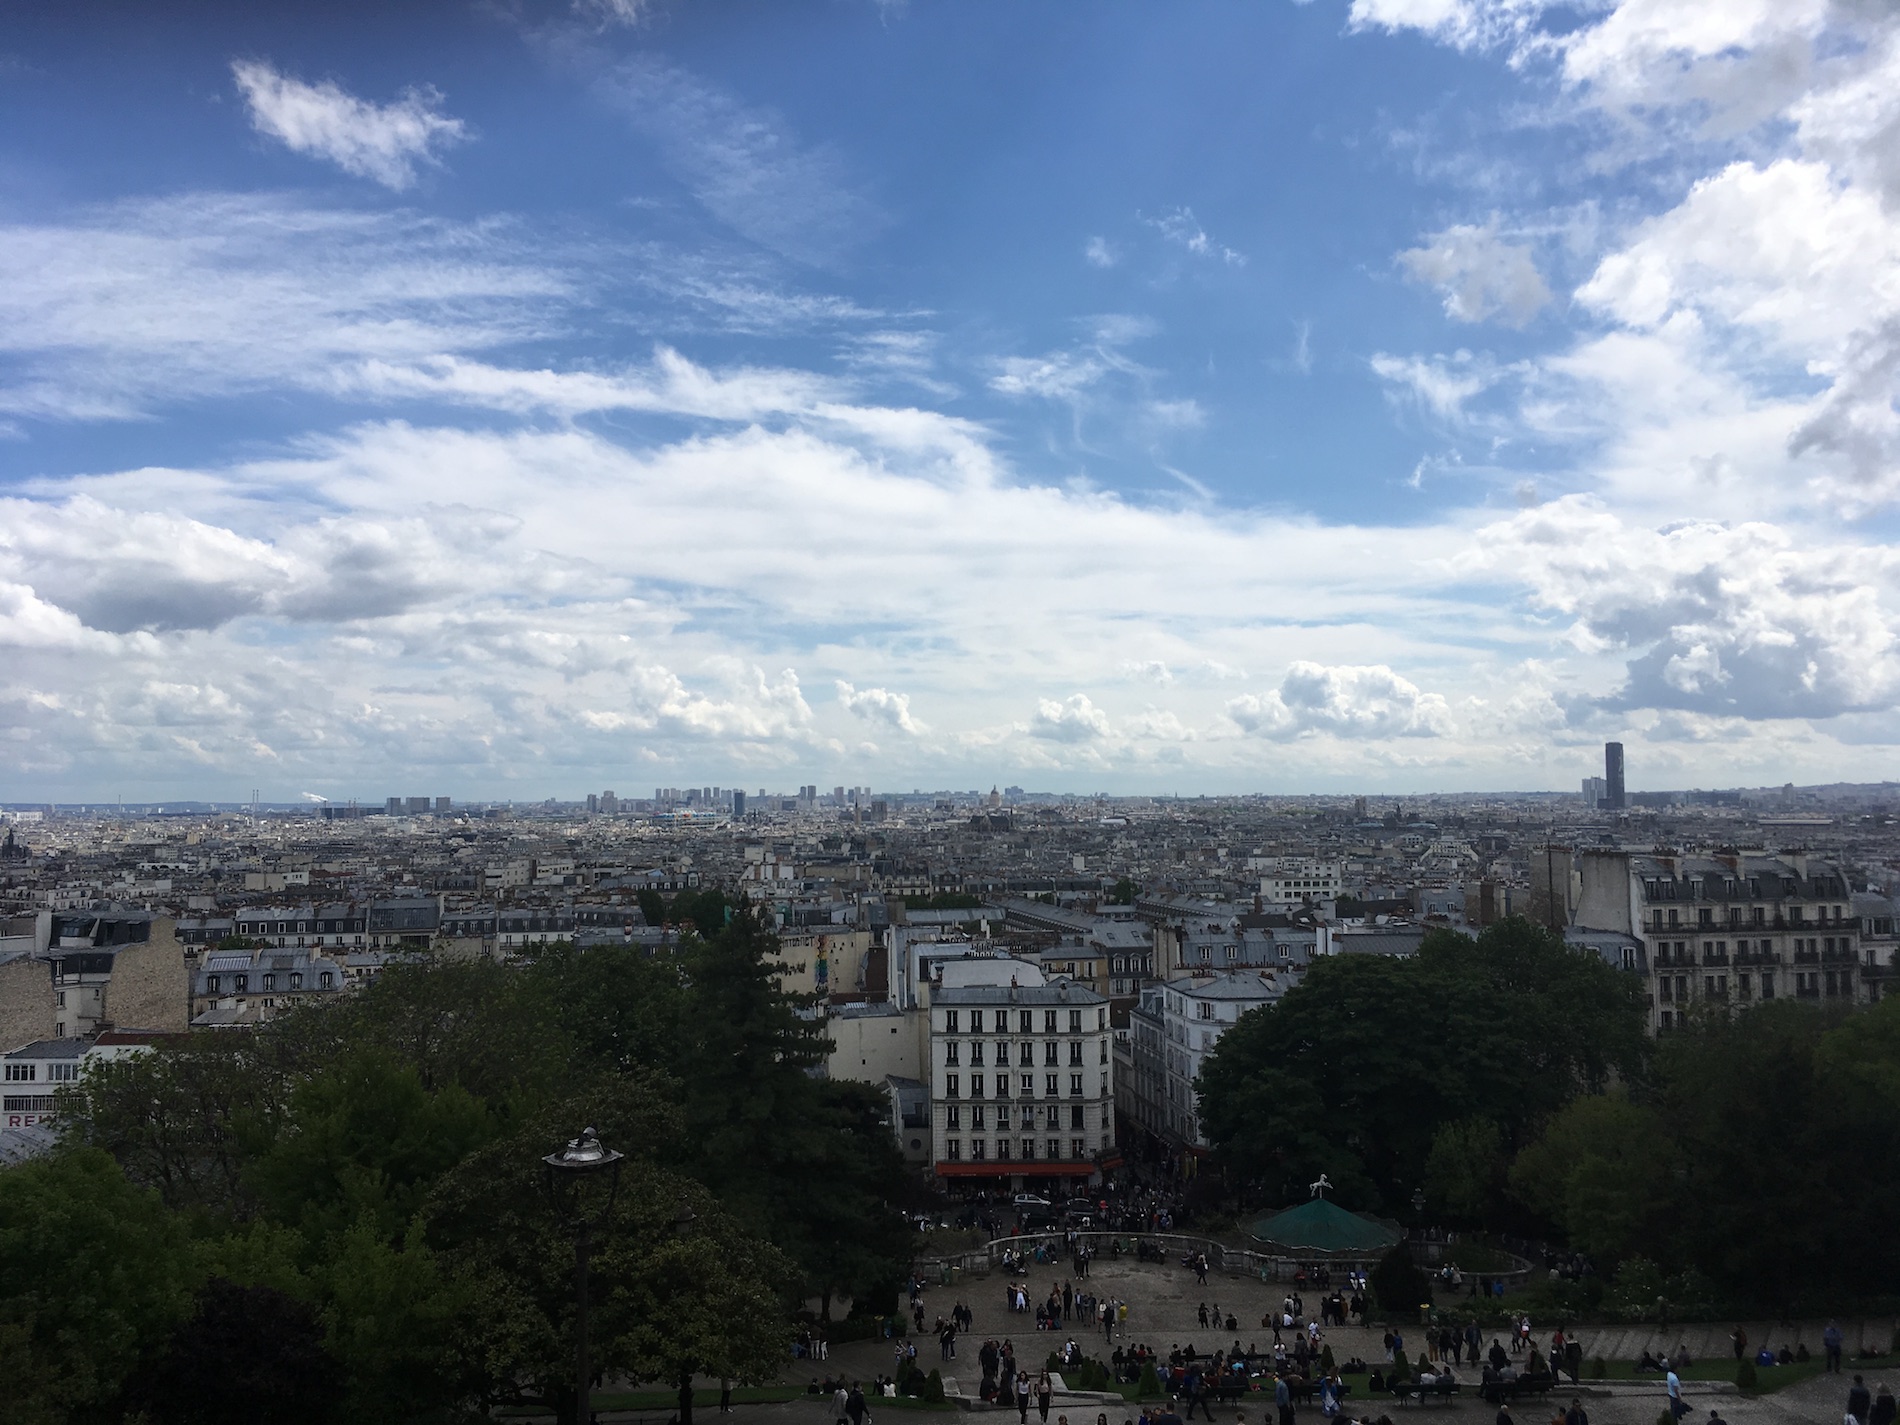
679 1372 695 1425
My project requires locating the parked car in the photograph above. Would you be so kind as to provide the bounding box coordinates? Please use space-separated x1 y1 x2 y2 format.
1012 1193 1053 1210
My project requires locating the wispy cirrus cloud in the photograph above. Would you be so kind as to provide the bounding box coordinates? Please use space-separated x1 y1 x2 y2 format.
232 59 468 190
597 55 888 267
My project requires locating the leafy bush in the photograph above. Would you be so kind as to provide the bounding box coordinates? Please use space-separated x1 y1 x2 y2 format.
1320 1344 1336 1375
1138 1362 1162 1398
1591 1357 1607 1379
1736 1359 1758 1392
924 1369 945 1403
1370 1245 1432 1317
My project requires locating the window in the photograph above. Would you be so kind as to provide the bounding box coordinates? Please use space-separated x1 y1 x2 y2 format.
4 1064 35 1082
1069 1041 1084 1065
1198 946 1211 962
1071 1104 1085 1129
969 1041 984 1066
995 1042 1009 1067
971 1105 985 1130
1072 1138 1086 1159
263 973 276 992
56 991 65 1008
1069 1073 1083 1096
1668 909 1679 927
1761 974 1776 1000
945 1073 960 1098
969 1010 983 1032
319 972 333 989
945 1041 959 1065
946 1138 961 1160
1021 1138 1036 1160
946 1105 960 1129
1020 1010 1034 1033
207 975 221 994
1197 1001 1214 1020
971 1138 985 1161
1044 1041 1059 1065
945 1010 959 1033
1101 1040 1109 1063
235 975 249 993
1017 1073 1031 1096
1098 1008 1107 1029
1659 978 1673 1002
1046 1073 1059 1095
1044 1009 1058 1032
1067 1009 1082 1032
48 1062 79 1082
1738 974 1751 999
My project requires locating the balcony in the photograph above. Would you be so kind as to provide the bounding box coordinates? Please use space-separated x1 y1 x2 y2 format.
1702 953 1730 967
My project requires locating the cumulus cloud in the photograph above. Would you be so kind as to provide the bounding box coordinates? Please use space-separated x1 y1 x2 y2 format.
1470 497 1900 720
1228 663 1453 739
1398 220 1551 327
836 680 927 735
1031 694 1112 742
1084 236 1118 268
232 60 467 190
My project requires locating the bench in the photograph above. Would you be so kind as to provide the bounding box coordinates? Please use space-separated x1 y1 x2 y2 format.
1396 1377 1461 1407
1479 1372 1556 1404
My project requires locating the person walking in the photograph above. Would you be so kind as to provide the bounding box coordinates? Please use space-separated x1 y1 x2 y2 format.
1850 1375 1874 1425
1665 1365 1688 1421
1730 1326 1747 1362
1274 1371 1294 1425
847 1383 869 1425
1827 1323 1847 1374
1017 1371 1032 1425
1872 1383 1897 1425
1037 1371 1054 1425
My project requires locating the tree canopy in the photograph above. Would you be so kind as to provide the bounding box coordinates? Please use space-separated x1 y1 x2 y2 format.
14 907 911 1424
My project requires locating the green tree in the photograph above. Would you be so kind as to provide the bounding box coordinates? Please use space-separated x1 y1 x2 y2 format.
1422 1117 1507 1226
137 1278 342 1425
322 1220 472 1424
1508 1093 1671 1260
636 886 667 930
0 1149 196 1425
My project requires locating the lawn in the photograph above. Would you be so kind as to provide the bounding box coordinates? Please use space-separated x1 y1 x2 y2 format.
1581 1353 1899 1396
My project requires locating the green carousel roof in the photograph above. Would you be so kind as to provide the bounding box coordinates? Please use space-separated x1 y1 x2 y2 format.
1247 1197 1401 1254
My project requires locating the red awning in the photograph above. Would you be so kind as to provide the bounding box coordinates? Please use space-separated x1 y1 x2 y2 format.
935 1161 1097 1177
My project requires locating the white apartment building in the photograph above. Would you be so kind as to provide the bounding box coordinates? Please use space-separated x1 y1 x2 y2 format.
927 977 1115 1190
1576 850 1875 1032
1119 971 1284 1150
1260 860 1341 907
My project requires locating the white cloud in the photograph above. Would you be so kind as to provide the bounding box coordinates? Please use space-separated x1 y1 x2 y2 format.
1369 350 1506 421
1031 694 1112 742
1146 208 1246 266
1468 497 1900 720
1119 660 1174 685
836 680 928 735
232 60 467 190
1084 236 1118 268
1398 220 1551 327
1228 662 1454 739
598 56 886 267
990 351 1108 402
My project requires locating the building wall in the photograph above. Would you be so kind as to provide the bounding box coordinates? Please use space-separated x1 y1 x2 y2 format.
0 955 53 1054
106 919 189 1032
826 1008 923 1083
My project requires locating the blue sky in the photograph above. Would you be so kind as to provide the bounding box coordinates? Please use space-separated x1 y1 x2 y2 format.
3 0 1900 800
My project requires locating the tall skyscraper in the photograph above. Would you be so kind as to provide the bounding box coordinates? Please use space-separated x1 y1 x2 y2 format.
1604 741 1626 809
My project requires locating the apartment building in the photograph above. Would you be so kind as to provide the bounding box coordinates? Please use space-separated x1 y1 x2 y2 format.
1118 970 1285 1150
1576 850 1872 1032
927 975 1115 1189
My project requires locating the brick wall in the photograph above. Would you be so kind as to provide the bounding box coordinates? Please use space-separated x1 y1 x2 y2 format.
104 919 189 1033
0 952 54 1053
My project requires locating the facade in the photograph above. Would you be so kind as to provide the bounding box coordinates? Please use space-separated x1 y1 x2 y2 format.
927 978 1114 1188
1259 859 1342 907
233 903 366 949
192 945 346 1026
3 1029 167 1130
1119 971 1284 1150
1577 850 1873 1032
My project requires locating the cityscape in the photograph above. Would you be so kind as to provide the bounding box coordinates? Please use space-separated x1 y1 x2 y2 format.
8 1 1900 1423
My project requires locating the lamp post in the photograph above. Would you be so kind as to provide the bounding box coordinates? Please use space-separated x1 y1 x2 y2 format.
545 1127 625 1425
1411 1188 1426 1230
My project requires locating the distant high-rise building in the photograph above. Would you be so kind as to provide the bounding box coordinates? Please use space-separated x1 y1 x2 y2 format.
1604 742 1626 810
732 790 746 817
1581 776 1606 808
386 796 403 815
435 796 451 813
600 790 619 813
586 793 599 814
405 796 430 815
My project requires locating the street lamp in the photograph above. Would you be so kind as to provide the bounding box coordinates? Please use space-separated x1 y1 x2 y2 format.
1411 1188 1426 1226
545 1127 625 1425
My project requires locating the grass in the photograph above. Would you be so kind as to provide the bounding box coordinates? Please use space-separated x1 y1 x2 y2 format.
1582 1353 1899 1397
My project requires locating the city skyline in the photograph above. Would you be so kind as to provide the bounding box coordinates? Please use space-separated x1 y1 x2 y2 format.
5 2 1900 800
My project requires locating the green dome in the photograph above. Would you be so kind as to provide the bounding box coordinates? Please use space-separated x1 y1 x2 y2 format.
1247 1197 1401 1254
